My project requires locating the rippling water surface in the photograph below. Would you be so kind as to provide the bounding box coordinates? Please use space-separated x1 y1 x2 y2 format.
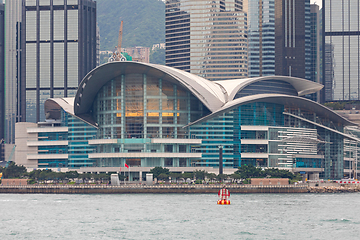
1 193 360 239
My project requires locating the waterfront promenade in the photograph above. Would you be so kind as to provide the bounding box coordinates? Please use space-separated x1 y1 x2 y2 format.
0 183 350 194
0 184 309 194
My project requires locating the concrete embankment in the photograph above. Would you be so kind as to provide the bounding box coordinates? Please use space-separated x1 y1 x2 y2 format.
2 184 359 194
0 184 308 194
307 185 360 193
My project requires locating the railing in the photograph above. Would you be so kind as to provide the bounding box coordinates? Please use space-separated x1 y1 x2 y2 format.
0 184 308 189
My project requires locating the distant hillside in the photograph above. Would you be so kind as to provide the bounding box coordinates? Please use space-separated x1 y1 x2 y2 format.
97 0 165 51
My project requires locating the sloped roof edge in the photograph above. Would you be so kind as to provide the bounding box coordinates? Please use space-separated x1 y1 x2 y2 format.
215 75 323 100
185 94 355 127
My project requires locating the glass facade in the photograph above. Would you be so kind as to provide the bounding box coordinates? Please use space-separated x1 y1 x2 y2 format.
34 111 96 168
90 73 210 167
165 0 248 81
324 0 360 101
190 101 345 179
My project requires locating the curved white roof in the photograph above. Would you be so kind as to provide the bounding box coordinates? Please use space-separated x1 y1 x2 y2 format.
44 62 351 129
74 61 226 115
215 75 323 100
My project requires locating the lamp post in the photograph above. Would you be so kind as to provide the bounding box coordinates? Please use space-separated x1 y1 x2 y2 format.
219 145 223 175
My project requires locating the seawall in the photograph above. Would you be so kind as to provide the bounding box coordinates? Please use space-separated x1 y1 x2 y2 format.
0 184 308 194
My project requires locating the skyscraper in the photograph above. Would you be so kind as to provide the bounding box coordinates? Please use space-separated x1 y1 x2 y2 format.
246 0 311 79
246 0 275 77
165 0 248 81
310 4 321 102
5 0 97 144
0 3 5 162
323 0 360 101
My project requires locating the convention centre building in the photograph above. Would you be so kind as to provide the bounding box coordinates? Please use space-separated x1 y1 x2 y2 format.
14 62 360 180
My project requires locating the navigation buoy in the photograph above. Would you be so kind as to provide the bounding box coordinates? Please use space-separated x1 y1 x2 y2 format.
217 186 230 205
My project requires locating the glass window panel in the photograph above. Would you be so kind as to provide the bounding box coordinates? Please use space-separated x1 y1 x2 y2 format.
147 127 159 138
162 99 174 111
40 43 50 88
67 10 78 40
54 90 64 98
26 0 37 6
146 76 160 95
53 0 64 4
162 114 174 124
54 10 65 40
68 89 77 97
40 11 50 41
162 127 174 138
115 76 122 96
177 112 188 125
177 99 187 110
67 42 78 87
26 11 36 41
147 99 159 110
349 36 358 100
67 0 78 4
26 90 36 123
39 0 50 5
177 86 187 96
26 43 37 88
147 115 159 124
162 81 174 96
54 42 65 88
349 1 359 32
39 90 50 122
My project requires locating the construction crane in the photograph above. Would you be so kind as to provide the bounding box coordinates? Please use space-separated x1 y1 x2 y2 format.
109 21 128 62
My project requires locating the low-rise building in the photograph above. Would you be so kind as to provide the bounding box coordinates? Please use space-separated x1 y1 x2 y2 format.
14 61 360 180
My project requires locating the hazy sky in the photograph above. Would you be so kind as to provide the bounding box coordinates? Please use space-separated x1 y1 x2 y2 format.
311 0 322 8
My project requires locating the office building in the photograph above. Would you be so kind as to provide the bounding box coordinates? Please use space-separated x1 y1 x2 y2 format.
323 0 360 101
308 4 321 102
4 0 97 145
0 3 4 162
246 0 312 80
165 0 248 81
14 61 360 180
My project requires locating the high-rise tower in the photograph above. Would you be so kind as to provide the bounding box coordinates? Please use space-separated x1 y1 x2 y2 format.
246 0 311 80
5 0 97 144
0 3 5 162
165 0 248 81
323 0 360 101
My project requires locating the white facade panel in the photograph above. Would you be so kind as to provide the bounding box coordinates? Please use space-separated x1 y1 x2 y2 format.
89 153 202 159
151 138 202 144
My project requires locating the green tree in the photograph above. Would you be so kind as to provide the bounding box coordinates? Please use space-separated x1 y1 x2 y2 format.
157 173 169 181
66 171 79 181
182 172 193 180
150 167 170 179
2 162 27 179
216 174 228 182
235 165 265 179
194 170 207 180
169 172 182 182
206 173 217 181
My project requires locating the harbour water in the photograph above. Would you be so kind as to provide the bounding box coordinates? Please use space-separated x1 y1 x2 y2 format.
1 193 360 239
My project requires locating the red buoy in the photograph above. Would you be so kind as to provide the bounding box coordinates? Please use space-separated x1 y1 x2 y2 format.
217 186 230 205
